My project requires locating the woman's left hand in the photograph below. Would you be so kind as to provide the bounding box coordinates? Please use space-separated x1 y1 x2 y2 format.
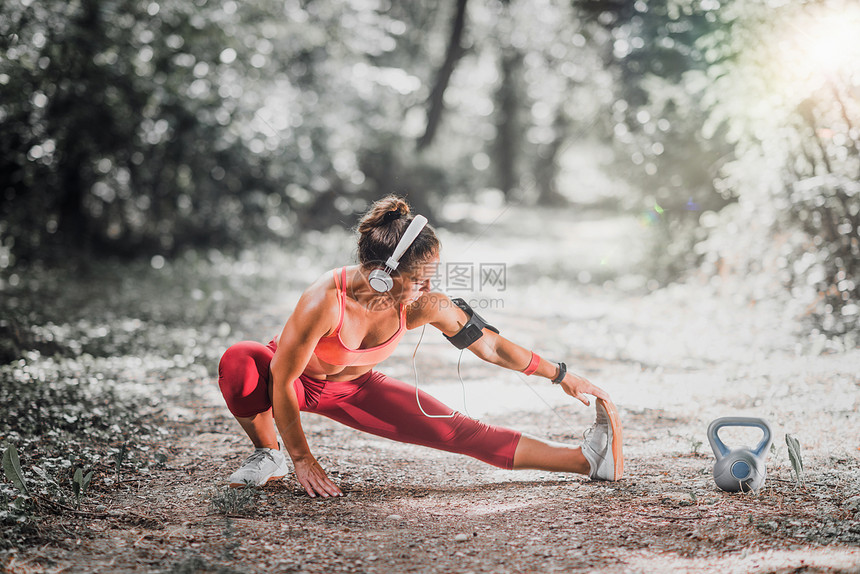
559 372 610 407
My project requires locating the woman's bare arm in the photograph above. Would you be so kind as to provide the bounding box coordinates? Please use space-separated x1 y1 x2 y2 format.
269 283 343 497
465 328 609 406
414 292 610 406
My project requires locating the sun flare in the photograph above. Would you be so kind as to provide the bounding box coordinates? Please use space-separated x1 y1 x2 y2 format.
786 5 860 82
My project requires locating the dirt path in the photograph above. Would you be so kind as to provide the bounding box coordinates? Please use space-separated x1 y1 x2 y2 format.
6 349 858 574
3 206 860 573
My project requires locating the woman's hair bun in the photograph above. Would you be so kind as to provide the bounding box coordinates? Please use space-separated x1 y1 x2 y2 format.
357 195 410 234
382 209 402 223
356 194 439 273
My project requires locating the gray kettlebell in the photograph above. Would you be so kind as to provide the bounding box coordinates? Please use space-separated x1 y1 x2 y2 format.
707 417 772 493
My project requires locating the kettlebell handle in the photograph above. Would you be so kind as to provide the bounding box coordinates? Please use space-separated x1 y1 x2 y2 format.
707 417 772 459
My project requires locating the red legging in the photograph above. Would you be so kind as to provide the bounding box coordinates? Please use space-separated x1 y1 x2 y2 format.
217 340 522 469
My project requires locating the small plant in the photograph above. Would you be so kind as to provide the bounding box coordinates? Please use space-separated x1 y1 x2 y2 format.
1 444 34 541
785 434 804 486
690 437 703 455
2 445 28 496
115 443 127 481
72 468 94 510
210 485 258 516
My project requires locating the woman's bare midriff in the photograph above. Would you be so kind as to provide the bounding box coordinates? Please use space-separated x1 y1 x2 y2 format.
301 354 376 382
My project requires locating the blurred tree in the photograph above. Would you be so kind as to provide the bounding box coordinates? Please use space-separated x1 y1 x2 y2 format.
0 0 465 262
3 0 855 345
417 0 469 151
692 0 860 340
570 0 858 340
427 0 616 207
0 0 287 262
492 47 524 198
574 0 735 280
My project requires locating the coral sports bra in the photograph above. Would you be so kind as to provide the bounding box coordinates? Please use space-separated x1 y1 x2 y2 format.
313 267 407 367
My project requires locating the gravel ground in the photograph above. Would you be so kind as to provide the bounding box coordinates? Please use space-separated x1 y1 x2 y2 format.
3 206 859 573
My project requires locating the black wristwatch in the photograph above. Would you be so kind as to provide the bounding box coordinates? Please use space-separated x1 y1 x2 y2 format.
551 361 567 384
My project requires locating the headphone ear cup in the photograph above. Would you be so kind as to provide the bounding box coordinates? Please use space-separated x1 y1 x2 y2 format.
368 269 394 293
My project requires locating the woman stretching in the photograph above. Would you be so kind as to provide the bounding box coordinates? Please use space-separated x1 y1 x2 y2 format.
218 195 623 497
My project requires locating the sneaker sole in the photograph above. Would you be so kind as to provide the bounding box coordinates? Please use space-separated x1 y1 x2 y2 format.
597 398 624 481
228 473 288 489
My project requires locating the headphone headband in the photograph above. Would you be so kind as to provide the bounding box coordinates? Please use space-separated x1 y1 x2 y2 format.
386 215 428 271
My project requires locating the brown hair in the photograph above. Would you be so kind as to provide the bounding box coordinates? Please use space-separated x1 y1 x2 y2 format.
357 195 439 273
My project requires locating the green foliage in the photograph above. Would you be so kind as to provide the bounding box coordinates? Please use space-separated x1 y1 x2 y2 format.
0 244 299 545
1 445 34 549
690 437 703 456
2 0 856 342
210 485 258 516
0 246 287 478
0 241 300 364
115 444 127 482
0 0 293 261
688 0 860 343
2 445 28 495
575 0 736 281
577 0 860 341
0 348 163 543
786 434 804 487
0 0 463 263
72 467 94 510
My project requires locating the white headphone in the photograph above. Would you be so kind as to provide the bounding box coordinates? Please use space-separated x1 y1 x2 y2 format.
368 215 428 293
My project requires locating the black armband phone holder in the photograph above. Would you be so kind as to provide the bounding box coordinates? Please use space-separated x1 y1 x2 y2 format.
444 298 499 349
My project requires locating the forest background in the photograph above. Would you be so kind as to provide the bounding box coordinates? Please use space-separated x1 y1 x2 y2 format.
1 0 859 571
2 0 859 342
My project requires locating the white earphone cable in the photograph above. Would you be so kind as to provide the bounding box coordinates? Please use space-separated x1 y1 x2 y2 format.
412 325 470 419
513 371 579 435
412 323 574 434
455 347 472 418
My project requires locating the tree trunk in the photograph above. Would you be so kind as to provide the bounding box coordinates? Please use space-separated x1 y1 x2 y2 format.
416 0 469 151
535 108 570 206
492 49 522 198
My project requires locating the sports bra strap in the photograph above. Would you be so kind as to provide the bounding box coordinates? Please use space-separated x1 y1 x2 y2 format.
313 266 408 366
331 267 347 333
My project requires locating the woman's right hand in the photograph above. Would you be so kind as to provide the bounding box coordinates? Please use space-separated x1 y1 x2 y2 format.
560 372 610 407
292 454 343 498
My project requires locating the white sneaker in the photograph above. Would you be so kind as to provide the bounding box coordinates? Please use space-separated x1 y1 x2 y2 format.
581 398 624 481
228 447 290 488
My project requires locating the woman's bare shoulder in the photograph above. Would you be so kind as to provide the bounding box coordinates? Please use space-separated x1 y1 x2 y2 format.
406 291 458 329
288 267 348 332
